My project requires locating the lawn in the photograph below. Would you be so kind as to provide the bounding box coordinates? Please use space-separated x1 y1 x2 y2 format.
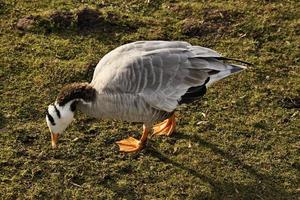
0 0 299 199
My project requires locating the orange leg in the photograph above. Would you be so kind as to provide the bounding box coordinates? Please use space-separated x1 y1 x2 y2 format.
152 113 176 136
116 124 149 153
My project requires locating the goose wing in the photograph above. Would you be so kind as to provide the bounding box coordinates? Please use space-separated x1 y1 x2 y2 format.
91 41 230 112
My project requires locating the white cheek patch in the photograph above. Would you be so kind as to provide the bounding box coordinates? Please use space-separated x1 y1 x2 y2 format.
47 104 65 134
53 104 61 118
46 105 56 126
48 105 60 124
46 101 76 134
46 116 51 128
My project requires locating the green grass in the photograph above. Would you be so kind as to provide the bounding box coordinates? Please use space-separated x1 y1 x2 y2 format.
0 0 299 199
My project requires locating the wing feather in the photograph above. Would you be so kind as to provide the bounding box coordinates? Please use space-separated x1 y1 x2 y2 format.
91 41 231 112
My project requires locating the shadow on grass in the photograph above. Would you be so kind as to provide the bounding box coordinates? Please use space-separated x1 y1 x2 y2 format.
0 111 7 129
145 132 295 199
20 8 143 45
95 165 140 199
145 146 223 199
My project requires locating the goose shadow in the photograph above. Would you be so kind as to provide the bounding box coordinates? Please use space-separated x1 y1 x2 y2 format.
144 132 295 199
0 111 7 130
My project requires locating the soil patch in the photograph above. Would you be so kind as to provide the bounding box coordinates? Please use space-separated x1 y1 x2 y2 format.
16 15 37 31
77 8 102 30
49 11 73 28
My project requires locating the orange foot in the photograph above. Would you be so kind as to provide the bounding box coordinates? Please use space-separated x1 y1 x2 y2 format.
152 114 176 136
116 125 149 153
116 137 144 153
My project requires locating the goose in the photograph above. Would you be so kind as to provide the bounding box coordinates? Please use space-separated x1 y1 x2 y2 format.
46 41 249 153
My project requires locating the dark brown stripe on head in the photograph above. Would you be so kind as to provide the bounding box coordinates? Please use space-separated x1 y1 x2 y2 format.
46 110 56 126
54 105 61 118
56 83 96 106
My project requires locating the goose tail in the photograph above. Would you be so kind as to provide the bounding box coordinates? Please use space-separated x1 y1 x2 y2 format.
205 57 251 87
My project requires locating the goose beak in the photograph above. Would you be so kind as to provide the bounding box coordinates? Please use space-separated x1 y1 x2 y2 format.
51 133 59 148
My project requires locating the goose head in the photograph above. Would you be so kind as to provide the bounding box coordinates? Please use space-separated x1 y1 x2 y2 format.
46 101 76 148
46 83 96 148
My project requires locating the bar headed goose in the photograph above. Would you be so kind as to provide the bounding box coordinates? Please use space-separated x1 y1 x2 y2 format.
46 41 249 152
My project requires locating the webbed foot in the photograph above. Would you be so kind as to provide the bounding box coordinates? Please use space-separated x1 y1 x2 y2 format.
152 114 176 136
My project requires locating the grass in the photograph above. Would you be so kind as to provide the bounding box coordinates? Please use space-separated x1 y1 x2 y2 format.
0 0 299 199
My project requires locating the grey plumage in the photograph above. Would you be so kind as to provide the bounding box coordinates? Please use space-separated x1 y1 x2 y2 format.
77 41 246 124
